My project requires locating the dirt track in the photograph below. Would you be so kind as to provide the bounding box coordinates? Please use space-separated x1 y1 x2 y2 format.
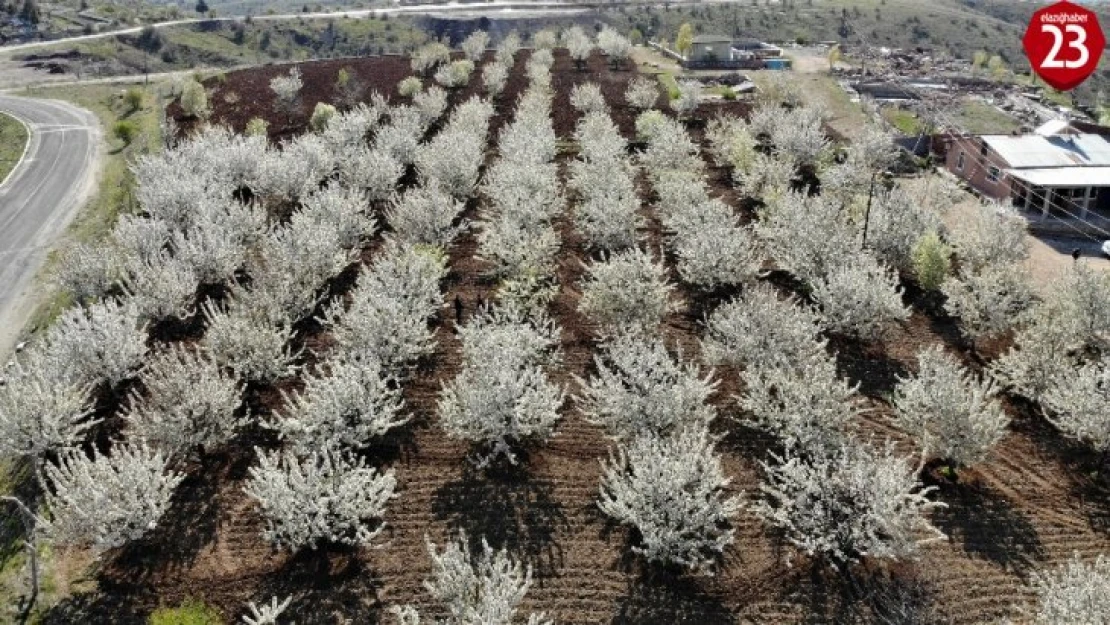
38 50 1110 624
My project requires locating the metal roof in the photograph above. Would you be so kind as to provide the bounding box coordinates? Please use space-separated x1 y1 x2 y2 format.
1007 166 1110 187
692 35 733 44
982 134 1110 168
1034 119 1072 136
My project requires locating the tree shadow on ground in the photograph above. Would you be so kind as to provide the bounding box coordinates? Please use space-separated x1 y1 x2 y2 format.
830 334 909 399
431 461 567 577
41 591 147 625
255 547 383 623
928 477 1044 574
610 570 733 624
802 562 941 625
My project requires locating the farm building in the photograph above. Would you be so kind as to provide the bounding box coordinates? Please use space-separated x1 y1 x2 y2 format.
944 120 1110 223
688 35 734 63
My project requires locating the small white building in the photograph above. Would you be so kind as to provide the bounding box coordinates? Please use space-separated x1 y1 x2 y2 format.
689 35 734 63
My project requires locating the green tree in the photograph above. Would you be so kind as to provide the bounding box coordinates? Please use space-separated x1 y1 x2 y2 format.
194 0 208 14
987 55 1007 81
124 88 144 112
112 120 138 146
972 50 988 72
245 117 269 137
629 28 644 45
19 0 39 25
676 23 694 57
911 231 951 292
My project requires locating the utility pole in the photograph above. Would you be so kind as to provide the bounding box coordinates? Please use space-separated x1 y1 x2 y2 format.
861 170 878 249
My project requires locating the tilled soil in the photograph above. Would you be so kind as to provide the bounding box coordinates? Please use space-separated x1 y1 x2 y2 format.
47 50 1110 625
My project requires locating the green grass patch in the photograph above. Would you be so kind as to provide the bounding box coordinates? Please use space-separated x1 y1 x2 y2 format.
0 112 29 185
656 72 680 100
881 106 924 135
955 99 1022 135
149 599 225 625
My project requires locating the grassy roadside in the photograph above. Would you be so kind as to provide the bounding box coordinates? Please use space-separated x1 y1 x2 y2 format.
0 112 29 185
17 82 163 335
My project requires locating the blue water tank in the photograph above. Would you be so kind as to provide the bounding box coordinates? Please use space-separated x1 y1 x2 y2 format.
765 58 789 70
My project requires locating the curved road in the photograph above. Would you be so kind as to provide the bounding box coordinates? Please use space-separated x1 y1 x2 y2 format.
0 95 99 357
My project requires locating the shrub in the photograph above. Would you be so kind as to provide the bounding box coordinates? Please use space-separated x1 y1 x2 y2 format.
413 85 448 126
244 446 396 551
122 252 200 321
634 109 668 142
42 299 148 388
386 184 467 248
672 222 762 290
597 27 631 68
770 106 830 168
811 253 909 340
398 75 423 97
701 282 827 371
482 61 509 96
941 264 1034 341
893 346 1009 468
570 82 607 113
244 117 268 137
910 231 951 291
0 353 94 463
56 242 117 300
125 345 244 458
461 29 490 61
495 32 521 66
1041 357 1110 458
434 59 475 89
270 355 408 454
201 298 296 383
706 115 757 171
740 355 859 454
577 335 717 439
1029 553 1110 623
564 25 594 69
753 440 946 566
337 145 405 201
124 87 144 111
300 184 377 250
578 248 679 337
948 202 1029 273
180 80 209 119
532 29 557 49
411 42 451 75
438 308 564 466
269 67 303 116
391 532 551 625
309 102 337 131
670 80 701 118
149 599 224 625
865 187 944 272
599 423 742 573
113 120 138 145
42 444 184 551
625 76 659 110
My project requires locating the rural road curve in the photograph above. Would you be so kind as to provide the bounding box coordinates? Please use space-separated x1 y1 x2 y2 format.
0 95 100 358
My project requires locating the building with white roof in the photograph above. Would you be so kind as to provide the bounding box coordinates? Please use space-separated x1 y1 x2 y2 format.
944 121 1110 222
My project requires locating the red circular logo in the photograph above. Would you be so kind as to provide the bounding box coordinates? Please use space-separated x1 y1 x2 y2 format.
1023 0 1105 91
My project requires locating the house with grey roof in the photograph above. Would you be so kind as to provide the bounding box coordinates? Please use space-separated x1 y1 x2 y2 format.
944 121 1110 224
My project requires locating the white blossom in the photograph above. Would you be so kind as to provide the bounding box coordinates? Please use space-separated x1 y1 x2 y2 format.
435 60 476 90
1029 553 1110 624
740 355 859 454
625 76 658 110
461 30 490 61
893 346 1009 467
599 423 742 574
438 309 564 466
244 446 396 551
337 146 405 201
811 253 909 340
202 298 297 383
495 33 520 66
864 186 944 272
41 444 184 551
570 82 607 113
121 252 200 321
578 248 678 337
948 202 1029 273
412 42 452 75
242 596 293 625
124 344 244 457
576 335 716 439
1042 357 1110 455
564 26 594 68
753 440 945 566
270 67 303 116
670 80 701 118
300 184 378 249
941 264 1034 341
597 28 631 67
387 185 468 248
482 62 509 97
701 282 828 371
392 532 551 625
271 355 409 454
56 242 117 300
414 86 449 127
0 353 94 462
41 299 148 388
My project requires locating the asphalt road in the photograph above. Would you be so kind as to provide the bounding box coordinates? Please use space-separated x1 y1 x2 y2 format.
0 95 99 357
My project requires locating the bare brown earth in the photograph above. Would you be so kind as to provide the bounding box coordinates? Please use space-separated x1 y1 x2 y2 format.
42 50 1110 624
